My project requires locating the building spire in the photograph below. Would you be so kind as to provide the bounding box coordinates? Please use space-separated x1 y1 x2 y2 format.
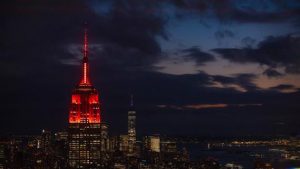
80 24 91 86
130 94 134 107
83 27 88 59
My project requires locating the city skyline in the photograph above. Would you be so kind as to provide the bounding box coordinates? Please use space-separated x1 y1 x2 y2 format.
1 0 300 137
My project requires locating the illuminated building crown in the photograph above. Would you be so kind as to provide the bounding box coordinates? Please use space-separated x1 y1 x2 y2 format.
68 28 101 124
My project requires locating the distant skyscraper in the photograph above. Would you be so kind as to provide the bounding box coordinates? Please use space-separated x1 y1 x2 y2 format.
119 135 129 152
100 122 109 152
128 95 136 155
160 140 177 153
68 27 102 168
144 135 160 153
40 129 51 152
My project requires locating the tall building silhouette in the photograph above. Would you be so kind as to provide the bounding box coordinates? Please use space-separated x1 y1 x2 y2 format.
68 27 102 168
128 95 136 155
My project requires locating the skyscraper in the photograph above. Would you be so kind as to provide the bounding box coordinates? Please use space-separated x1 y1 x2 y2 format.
100 122 109 152
68 28 102 168
128 95 136 155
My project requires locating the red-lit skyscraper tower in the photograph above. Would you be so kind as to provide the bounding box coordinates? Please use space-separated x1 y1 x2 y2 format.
68 28 102 168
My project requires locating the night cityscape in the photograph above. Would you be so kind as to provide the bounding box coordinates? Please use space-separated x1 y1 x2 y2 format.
1 0 300 169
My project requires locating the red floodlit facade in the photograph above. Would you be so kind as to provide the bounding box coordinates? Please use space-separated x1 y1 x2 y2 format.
68 29 101 124
68 28 102 168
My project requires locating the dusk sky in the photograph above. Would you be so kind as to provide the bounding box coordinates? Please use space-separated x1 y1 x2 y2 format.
1 0 300 137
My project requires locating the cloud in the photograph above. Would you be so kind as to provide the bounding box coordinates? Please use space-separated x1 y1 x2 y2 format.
0 0 169 76
270 84 295 90
157 103 262 110
215 29 235 40
212 73 259 92
180 47 215 65
263 68 283 77
225 7 300 24
214 29 235 45
157 103 228 110
169 0 300 24
213 34 300 74
241 37 256 48
269 84 297 93
185 103 228 109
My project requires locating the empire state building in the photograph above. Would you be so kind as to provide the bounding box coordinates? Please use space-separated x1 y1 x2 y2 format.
68 28 102 168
